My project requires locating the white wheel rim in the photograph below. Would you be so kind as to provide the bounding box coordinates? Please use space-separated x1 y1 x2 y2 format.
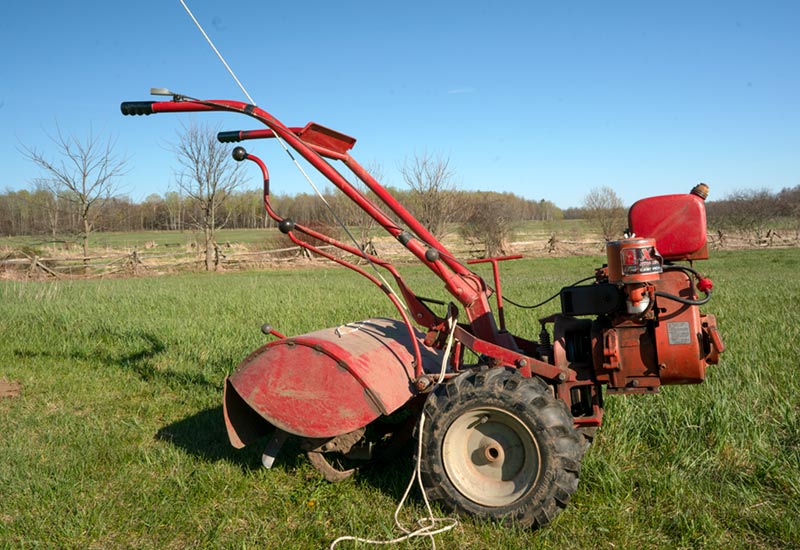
441 406 540 507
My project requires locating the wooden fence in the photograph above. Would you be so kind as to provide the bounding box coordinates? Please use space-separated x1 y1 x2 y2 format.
0 244 331 280
2 229 797 280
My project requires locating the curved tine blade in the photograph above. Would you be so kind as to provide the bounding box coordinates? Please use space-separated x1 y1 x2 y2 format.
261 429 291 469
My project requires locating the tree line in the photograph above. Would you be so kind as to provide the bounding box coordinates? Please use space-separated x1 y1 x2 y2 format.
4 122 798 265
704 187 800 241
0 185 562 237
4 177 797 238
3 180 798 247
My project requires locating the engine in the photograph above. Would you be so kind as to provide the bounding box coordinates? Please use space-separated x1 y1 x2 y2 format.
548 185 724 403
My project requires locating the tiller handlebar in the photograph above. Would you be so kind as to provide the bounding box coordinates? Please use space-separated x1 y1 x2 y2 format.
121 96 513 352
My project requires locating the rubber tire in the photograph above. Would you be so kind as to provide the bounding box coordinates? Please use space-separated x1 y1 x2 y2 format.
419 367 583 528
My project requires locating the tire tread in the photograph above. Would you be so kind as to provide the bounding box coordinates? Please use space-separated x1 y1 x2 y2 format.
419 367 584 529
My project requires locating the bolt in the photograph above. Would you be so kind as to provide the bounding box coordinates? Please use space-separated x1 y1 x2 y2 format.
558 372 567 382
516 358 528 368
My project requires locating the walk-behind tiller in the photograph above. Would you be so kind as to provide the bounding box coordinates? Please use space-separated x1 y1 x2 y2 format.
122 91 724 528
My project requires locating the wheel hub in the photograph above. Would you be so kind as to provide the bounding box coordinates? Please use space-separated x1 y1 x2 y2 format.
441 406 541 507
482 442 504 463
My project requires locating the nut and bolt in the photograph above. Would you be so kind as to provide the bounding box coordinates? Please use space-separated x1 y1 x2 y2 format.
415 377 433 392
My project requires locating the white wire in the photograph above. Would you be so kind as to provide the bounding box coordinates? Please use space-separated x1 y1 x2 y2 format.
330 316 459 549
177 7 451 544
275 135 408 310
329 412 458 549
177 0 405 309
436 305 458 385
178 0 257 105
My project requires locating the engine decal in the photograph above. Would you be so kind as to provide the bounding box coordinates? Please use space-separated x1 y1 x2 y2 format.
667 321 692 345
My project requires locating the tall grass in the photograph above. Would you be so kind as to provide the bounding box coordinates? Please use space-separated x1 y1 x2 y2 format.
1 249 798 548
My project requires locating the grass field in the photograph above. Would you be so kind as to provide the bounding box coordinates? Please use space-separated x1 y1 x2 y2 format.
1 249 798 548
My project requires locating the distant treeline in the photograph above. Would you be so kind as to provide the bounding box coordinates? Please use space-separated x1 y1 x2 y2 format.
704 186 800 239
1 184 798 239
0 187 561 238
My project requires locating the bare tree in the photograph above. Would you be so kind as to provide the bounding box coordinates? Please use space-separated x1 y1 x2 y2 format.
582 186 626 241
22 127 127 259
707 188 777 244
777 185 800 241
460 194 514 257
331 162 385 255
164 190 185 231
172 122 246 270
400 152 461 241
31 181 62 241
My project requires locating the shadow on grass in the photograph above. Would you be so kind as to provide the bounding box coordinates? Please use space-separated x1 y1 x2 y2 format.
101 330 223 391
155 405 418 501
13 329 220 391
352 446 418 500
157 405 253 469
155 405 305 473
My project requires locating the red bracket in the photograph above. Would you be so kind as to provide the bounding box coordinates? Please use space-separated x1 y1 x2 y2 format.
467 255 523 332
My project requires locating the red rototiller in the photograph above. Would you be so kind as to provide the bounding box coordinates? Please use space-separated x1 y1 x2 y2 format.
122 91 724 527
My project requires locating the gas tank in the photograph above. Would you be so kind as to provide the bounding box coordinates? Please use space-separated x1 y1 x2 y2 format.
223 318 441 447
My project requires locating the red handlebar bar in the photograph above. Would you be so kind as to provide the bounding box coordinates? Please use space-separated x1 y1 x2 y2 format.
120 96 513 349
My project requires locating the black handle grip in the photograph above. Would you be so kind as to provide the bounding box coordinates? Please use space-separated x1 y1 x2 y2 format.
120 102 155 116
217 131 242 143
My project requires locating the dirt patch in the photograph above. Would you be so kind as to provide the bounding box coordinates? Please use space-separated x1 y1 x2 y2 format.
0 379 22 399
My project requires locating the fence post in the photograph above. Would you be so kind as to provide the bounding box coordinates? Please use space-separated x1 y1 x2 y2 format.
129 249 141 275
27 256 39 278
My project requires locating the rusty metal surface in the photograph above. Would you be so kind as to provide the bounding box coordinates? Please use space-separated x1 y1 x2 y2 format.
589 269 719 393
225 318 442 440
653 270 715 384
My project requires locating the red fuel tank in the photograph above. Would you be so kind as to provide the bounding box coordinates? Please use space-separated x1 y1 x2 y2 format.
628 190 708 260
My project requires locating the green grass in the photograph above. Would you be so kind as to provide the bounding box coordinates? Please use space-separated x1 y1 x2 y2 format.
1 249 798 548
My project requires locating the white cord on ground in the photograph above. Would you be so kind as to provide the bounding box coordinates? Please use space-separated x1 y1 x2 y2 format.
329 412 458 549
177 7 456 545
330 312 459 549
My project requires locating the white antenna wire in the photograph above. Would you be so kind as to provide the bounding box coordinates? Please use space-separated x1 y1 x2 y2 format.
176 0 406 307
178 0 257 105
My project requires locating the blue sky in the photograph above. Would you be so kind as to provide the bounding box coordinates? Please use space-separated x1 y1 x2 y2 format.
1 1 797 208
